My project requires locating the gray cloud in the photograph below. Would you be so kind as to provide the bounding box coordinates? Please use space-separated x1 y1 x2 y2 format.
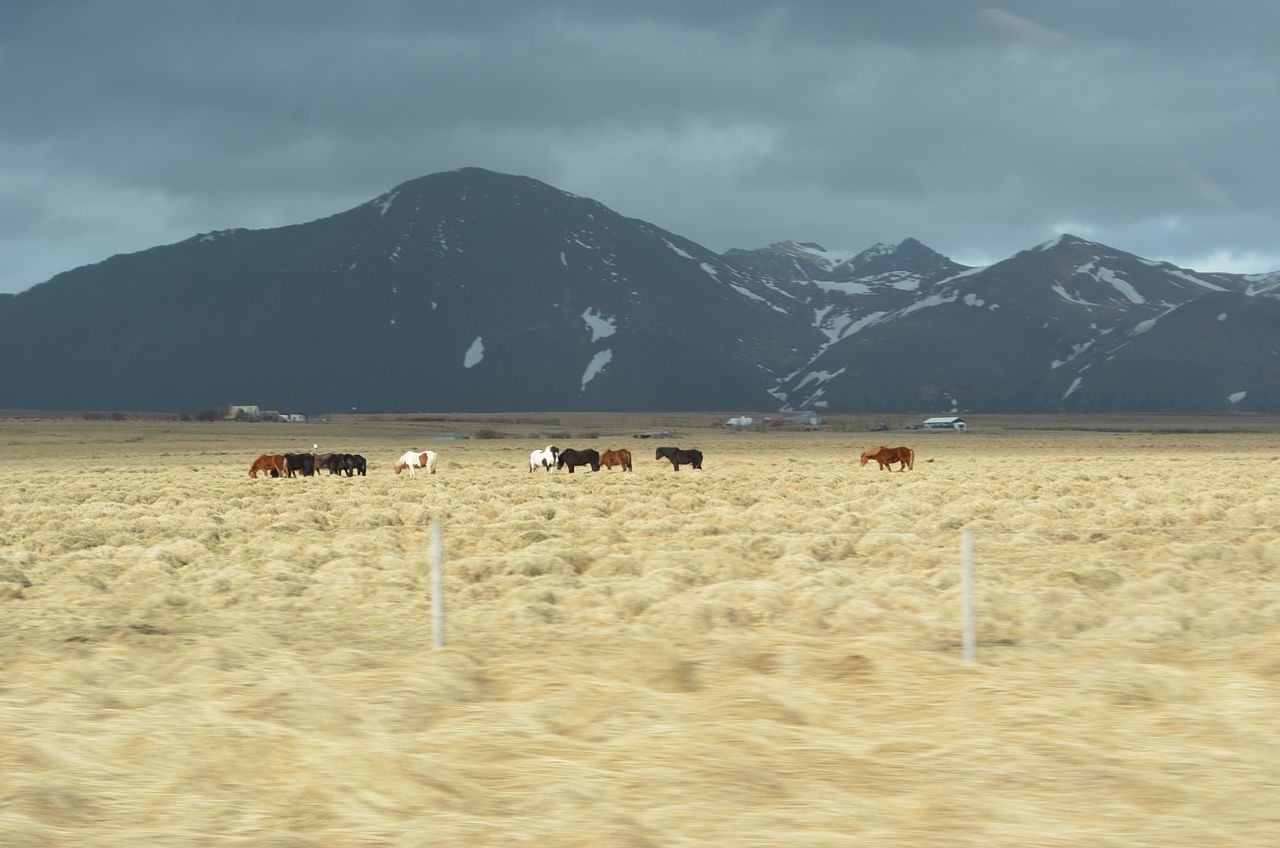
3 1 1278 293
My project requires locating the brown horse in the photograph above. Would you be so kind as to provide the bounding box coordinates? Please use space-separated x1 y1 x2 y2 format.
249 454 288 478
600 448 633 471
859 445 914 472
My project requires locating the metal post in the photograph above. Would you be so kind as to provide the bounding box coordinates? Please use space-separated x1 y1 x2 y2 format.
961 529 976 664
431 520 445 650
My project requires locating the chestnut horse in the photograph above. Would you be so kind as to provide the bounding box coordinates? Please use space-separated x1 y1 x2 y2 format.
600 448 633 471
860 445 914 472
249 454 288 478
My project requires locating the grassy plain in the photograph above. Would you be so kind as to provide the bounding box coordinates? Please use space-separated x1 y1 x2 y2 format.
2 414 1279 846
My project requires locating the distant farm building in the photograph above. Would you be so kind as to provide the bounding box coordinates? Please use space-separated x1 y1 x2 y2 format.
790 411 822 430
918 416 967 431
726 416 756 429
226 404 261 421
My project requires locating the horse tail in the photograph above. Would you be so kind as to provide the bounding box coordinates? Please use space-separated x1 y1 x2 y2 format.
906 447 915 470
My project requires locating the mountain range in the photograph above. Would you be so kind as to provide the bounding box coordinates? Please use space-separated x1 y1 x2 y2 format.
2 167 1278 413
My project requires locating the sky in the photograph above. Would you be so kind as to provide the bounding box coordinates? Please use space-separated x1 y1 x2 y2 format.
3 0 1279 294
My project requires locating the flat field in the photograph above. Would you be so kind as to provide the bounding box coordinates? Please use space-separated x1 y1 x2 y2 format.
2 415 1280 847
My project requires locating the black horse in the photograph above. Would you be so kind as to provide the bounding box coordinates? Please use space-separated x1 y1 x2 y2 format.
342 454 367 476
556 448 601 473
655 446 703 471
284 452 317 477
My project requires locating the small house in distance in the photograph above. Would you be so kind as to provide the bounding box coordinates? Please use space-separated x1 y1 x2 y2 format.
917 416 967 431
790 411 822 430
726 416 756 430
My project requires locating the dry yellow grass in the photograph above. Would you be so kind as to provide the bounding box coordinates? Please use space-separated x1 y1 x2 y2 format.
2 416 1280 847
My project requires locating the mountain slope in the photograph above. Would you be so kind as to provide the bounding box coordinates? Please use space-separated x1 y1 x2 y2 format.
0 168 817 412
2 171 1278 414
769 235 1280 413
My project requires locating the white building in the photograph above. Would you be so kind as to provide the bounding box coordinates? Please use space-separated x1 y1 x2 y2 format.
920 416 967 431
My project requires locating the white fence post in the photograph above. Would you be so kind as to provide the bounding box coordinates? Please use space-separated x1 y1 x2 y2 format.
961 529 976 664
431 519 445 650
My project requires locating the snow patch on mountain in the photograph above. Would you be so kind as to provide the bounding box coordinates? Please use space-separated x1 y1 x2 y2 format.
1051 340 1095 369
373 191 398 216
1129 305 1179 337
663 239 694 260
814 280 873 296
898 290 960 317
1052 283 1095 306
581 350 612 390
1228 390 1248 405
1062 377 1084 399
729 283 766 303
1166 268 1226 291
794 367 846 392
791 242 858 270
582 308 617 342
1077 262 1145 304
463 337 484 368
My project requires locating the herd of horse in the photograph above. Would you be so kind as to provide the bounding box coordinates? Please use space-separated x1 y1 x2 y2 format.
248 452 367 478
249 443 916 478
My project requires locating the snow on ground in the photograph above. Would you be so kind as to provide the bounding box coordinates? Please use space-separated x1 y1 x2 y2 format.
1051 340 1095 369
582 308 617 342
794 368 846 393
463 337 484 368
1052 283 1096 306
1077 262 1145 304
1165 268 1227 291
729 283 766 303
581 350 612 390
663 239 694 260
373 190 398 216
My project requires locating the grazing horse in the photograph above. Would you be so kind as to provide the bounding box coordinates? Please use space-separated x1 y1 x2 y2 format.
395 450 438 476
655 446 703 471
284 452 318 477
343 454 367 476
249 454 287 478
860 445 914 472
529 445 560 473
600 448 633 471
556 448 600 473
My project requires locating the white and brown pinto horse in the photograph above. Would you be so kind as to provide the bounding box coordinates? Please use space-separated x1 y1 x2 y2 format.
394 449 439 476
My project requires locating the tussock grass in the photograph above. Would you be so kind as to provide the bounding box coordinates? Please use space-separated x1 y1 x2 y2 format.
1 418 1279 845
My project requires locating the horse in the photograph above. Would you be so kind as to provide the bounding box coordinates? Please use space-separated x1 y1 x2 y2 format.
343 454 367 476
284 452 318 477
249 454 287 478
394 450 438 476
529 445 560 473
556 448 600 473
655 446 703 471
600 448 633 471
860 445 914 471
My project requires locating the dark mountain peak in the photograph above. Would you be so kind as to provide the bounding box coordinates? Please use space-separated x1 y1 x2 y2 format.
834 237 961 279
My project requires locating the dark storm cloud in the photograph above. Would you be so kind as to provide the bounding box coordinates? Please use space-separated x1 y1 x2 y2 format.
2 1 1278 293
